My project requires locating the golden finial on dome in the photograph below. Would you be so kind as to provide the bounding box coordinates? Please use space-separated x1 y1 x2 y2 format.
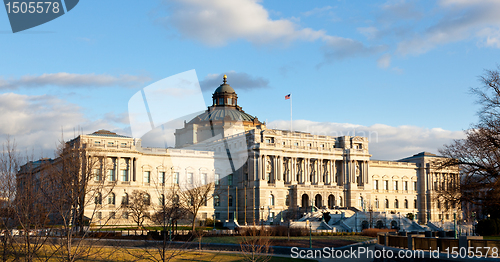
223 74 227 84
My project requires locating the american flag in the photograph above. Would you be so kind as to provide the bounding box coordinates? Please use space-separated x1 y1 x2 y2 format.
285 94 291 100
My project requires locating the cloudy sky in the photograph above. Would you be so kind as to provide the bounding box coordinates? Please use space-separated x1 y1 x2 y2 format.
1 0 499 160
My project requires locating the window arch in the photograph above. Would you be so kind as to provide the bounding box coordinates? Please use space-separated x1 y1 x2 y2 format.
385 199 389 208
269 194 275 206
95 192 102 205
108 193 116 205
394 199 399 209
214 195 220 206
121 193 128 205
159 194 165 206
404 199 408 209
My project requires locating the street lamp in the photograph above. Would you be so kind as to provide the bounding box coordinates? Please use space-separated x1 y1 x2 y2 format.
169 218 172 242
309 218 312 249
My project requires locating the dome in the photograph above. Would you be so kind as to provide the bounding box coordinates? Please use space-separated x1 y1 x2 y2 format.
214 83 235 94
189 107 256 124
187 74 262 126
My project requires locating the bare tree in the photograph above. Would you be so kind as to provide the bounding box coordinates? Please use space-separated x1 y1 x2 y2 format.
178 180 215 232
123 190 151 231
32 136 117 262
239 226 272 262
438 66 500 217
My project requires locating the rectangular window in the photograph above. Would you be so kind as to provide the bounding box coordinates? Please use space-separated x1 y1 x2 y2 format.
121 143 127 147
374 180 379 190
384 180 388 190
121 170 128 182
219 98 223 105
95 141 101 145
394 181 398 191
414 181 417 191
159 172 165 184
227 98 232 105
96 212 102 220
187 173 193 184
404 181 408 191
108 142 114 146
228 174 233 186
294 142 299 146
173 172 179 184
215 174 220 185
144 171 150 183
215 213 220 220
201 173 207 185
94 169 101 181
108 170 115 182
110 212 116 219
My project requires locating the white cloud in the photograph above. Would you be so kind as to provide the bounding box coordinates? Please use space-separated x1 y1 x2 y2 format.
302 6 333 17
162 0 382 63
397 0 500 55
0 93 123 159
0 73 150 90
199 71 269 91
358 26 379 40
267 119 465 160
163 0 325 46
377 54 391 68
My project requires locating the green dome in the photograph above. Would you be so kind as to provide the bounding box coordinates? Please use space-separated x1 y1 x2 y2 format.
214 83 235 94
189 107 256 123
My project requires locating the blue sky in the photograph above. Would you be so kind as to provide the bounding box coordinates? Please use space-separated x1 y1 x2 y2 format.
1 0 499 160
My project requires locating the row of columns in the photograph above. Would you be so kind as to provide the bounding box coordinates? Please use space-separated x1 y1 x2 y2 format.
110 156 137 182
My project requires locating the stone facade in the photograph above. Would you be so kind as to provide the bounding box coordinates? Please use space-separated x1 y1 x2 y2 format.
18 76 460 226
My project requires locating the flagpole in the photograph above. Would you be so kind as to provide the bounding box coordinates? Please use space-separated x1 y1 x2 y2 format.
290 93 293 132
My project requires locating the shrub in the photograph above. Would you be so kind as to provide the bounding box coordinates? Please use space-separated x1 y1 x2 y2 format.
361 228 397 237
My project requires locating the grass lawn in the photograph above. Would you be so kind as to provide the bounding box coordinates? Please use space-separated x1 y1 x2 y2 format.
195 235 374 248
3 246 313 262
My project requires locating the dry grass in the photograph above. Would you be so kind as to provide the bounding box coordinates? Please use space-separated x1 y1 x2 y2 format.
0 245 313 262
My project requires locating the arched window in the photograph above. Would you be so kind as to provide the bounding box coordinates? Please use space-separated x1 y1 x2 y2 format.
328 195 335 209
269 194 275 206
394 199 399 209
375 199 379 209
214 195 220 206
95 192 102 205
385 199 389 208
404 199 408 209
143 193 150 206
121 193 128 205
359 196 364 208
339 196 343 207
108 193 115 205
159 194 165 205
228 195 233 206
